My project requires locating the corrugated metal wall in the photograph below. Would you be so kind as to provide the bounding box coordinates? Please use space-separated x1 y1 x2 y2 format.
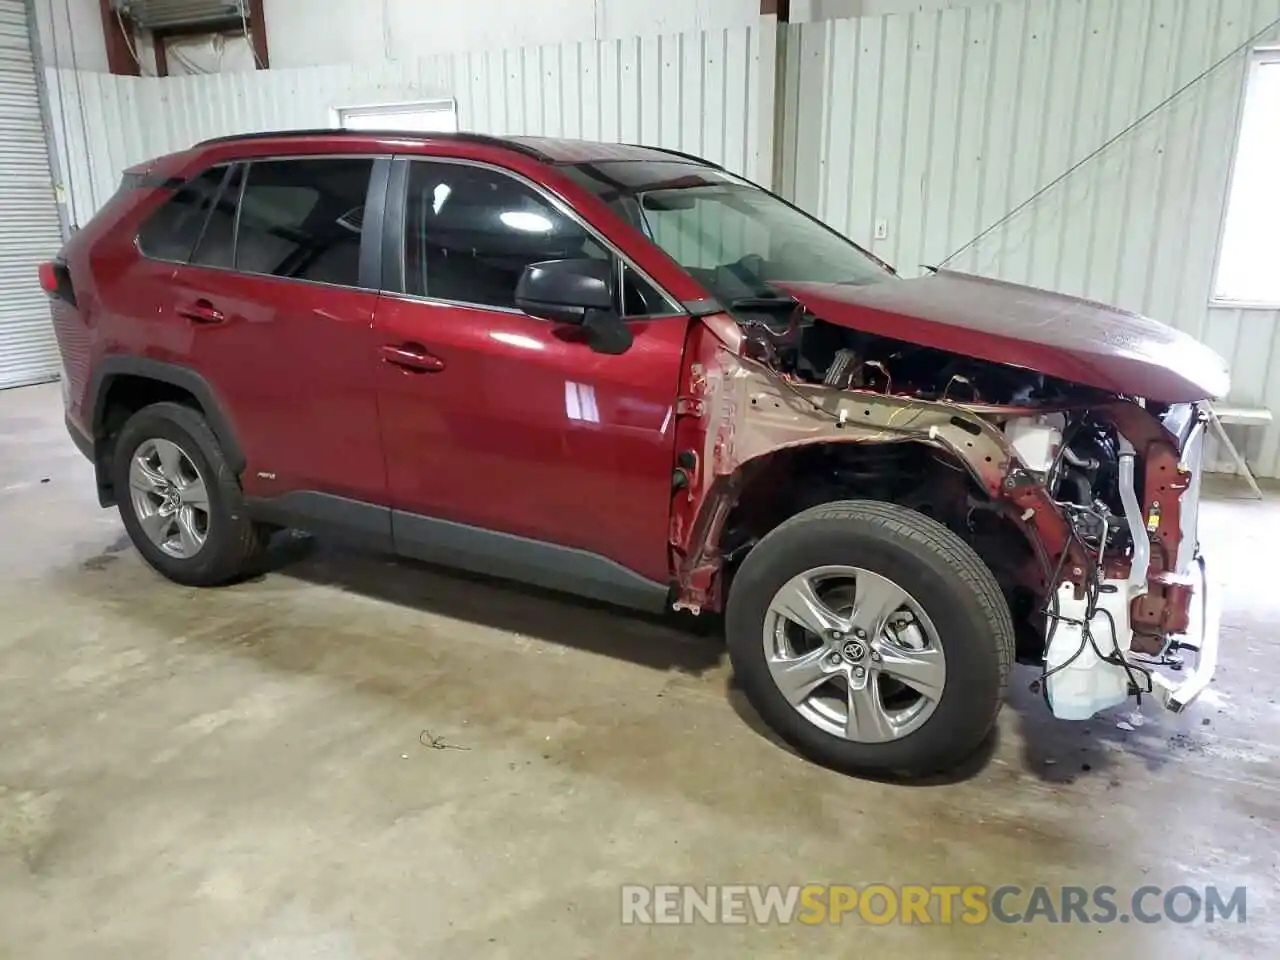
780 0 1280 476
0 0 64 389
45 26 763 224
1203 305 1280 475
779 0 1279 319
38 5 1280 477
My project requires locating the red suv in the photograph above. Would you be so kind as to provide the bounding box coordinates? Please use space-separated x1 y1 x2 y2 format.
46 131 1228 776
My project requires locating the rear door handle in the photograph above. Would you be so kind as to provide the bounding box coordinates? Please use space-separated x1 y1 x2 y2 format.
381 343 445 373
177 299 225 324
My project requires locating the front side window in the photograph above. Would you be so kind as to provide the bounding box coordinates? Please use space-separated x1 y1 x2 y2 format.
235 158 373 288
137 164 230 262
565 160 893 309
405 161 615 310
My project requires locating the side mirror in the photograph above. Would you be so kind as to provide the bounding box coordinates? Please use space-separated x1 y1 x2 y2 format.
515 258 634 356
516 258 613 324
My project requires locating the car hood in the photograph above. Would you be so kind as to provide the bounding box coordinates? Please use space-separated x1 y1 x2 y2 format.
774 271 1229 403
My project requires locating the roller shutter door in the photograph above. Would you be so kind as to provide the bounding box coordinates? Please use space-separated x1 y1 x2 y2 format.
0 0 63 389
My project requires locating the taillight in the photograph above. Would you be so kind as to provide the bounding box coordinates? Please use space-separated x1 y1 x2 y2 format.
39 260 76 306
38 261 58 294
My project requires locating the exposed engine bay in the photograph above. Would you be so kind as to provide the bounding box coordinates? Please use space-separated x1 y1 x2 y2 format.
682 301 1216 722
733 303 1113 407
732 306 1147 559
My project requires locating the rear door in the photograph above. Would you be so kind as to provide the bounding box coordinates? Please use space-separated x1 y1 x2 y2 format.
156 156 390 513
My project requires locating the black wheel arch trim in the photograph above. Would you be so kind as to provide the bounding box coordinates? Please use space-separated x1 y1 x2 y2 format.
88 356 247 476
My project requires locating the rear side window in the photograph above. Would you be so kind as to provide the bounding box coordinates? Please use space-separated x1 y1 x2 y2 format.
235 158 373 287
190 164 244 270
137 165 231 262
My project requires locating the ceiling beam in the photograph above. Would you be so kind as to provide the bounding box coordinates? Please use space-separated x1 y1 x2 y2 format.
246 0 269 68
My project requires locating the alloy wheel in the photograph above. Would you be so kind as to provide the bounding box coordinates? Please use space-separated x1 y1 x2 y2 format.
762 564 947 743
128 438 211 560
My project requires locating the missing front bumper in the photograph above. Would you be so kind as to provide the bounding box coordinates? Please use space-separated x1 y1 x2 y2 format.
1147 556 1220 713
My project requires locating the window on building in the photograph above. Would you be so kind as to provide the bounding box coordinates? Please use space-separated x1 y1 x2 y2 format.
235 158 373 288
335 99 458 133
1216 51 1280 304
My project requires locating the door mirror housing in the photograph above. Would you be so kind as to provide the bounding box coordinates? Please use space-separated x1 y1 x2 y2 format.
515 258 634 355
515 258 613 323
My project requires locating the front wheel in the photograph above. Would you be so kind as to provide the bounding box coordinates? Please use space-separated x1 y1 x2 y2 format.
726 500 1014 777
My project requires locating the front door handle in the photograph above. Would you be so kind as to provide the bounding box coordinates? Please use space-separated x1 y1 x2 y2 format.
177 299 225 324
381 343 445 373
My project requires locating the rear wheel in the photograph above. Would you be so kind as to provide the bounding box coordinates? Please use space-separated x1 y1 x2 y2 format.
726 500 1013 776
112 402 268 586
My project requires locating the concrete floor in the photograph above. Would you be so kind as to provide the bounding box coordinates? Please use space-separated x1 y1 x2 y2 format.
0 382 1276 959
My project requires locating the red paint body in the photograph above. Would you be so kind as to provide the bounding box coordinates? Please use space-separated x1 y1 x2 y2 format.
776 273 1230 403
172 266 386 502
375 295 687 580
49 132 1224 602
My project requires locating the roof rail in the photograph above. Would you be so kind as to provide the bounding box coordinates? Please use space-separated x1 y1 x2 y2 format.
623 143 722 170
194 129 552 161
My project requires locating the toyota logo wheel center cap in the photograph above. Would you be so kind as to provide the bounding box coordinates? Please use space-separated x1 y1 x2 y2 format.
840 639 867 663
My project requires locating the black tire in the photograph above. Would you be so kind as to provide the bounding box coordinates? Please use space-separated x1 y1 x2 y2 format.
726 500 1014 777
112 402 268 587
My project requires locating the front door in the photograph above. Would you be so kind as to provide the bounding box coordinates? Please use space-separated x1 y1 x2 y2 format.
373 159 687 589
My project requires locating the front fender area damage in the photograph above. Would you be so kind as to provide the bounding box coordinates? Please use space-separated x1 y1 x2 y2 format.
667 315 1081 614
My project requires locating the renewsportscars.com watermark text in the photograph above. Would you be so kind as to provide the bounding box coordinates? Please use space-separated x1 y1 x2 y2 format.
621 884 1247 926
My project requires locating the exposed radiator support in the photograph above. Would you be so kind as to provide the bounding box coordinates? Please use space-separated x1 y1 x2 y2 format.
1117 438 1151 597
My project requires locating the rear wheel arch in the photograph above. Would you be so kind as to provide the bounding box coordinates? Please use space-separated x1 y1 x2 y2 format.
88 358 245 503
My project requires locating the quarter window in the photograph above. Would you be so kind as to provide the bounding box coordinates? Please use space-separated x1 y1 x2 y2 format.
405 161 611 309
235 158 373 288
622 265 668 317
137 164 230 262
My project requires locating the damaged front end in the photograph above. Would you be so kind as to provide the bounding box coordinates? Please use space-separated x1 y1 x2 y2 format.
669 297 1222 721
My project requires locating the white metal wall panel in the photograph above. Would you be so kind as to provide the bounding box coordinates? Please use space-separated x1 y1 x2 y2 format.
46 26 763 225
1201 305 1280 478
782 0 1280 476
0 0 62 389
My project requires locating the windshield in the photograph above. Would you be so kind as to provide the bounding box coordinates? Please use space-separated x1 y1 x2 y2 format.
564 160 893 306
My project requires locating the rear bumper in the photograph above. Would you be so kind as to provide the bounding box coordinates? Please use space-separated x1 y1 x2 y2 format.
1149 556 1220 713
65 414 115 507
65 413 93 463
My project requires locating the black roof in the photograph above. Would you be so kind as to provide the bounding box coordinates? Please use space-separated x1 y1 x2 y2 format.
194 129 719 168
